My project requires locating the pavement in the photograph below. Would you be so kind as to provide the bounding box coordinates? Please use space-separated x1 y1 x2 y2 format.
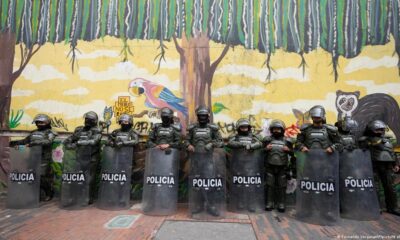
0 200 399 240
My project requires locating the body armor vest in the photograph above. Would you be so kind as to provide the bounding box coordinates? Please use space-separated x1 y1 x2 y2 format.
237 135 253 145
340 135 357 150
305 127 332 149
30 131 46 142
154 126 174 144
115 131 130 142
370 137 395 162
193 127 213 146
266 138 289 166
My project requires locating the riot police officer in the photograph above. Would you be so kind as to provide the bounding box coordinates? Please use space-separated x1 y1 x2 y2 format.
295 105 341 224
10 114 57 201
296 105 341 152
63 111 102 203
107 114 139 148
227 118 262 150
147 107 181 150
263 119 294 212
227 118 263 212
359 120 400 216
335 116 359 151
185 106 224 216
142 107 181 214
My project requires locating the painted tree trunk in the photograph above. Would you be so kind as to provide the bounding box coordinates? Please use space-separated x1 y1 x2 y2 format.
0 30 16 187
179 34 216 124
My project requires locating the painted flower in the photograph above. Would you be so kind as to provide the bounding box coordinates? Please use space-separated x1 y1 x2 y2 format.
52 146 64 163
285 124 301 138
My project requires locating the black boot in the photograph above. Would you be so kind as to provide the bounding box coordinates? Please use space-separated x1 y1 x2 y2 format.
265 187 274 211
277 188 286 212
207 205 220 217
387 208 400 216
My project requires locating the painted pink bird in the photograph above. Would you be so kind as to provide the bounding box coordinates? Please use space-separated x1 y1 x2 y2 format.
128 78 188 118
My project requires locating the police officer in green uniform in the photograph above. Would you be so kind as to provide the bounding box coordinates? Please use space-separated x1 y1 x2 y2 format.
263 119 294 212
185 106 224 216
63 111 102 203
296 105 341 153
335 116 359 151
359 120 400 216
147 107 181 151
107 114 139 148
10 114 57 201
227 118 263 212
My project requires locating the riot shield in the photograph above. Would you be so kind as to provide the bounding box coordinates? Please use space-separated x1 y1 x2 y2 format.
228 149 264 213
141 148 180 215
189 147 226 219
97 146 133 210
60 146 91 209
339 149 380 220
296 149 339 226
7 146 42 209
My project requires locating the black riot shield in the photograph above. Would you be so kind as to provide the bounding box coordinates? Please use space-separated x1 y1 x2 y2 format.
229 149 264 213
141 148 180 215
97 146 133 210
339 149 380 220
7 146 42 209
296 149 339 226
189 148 226 219
60 146 91 209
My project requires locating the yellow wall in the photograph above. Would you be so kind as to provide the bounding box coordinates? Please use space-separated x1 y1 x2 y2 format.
10 37 400 137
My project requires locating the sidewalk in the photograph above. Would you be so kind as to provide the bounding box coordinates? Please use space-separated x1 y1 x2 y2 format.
0 200 399 240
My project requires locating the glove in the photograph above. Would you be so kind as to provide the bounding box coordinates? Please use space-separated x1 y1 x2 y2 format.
165 148 172 154
245 144 251 150
115 141 123 148
77 140 89 146
205 143 213 152
250 143 261 150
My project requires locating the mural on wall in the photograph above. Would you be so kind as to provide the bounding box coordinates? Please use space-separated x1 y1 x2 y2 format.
8 109 23 129
0 0 399 200
1 0 400 130
112 96 135 122
335 90 400 140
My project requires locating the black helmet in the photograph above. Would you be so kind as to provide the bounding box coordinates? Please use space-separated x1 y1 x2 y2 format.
269 119 286 131
338 117 358 132
83 111 98 122
196 106 210 116
118 114 133 125
160 107 174 118
32 114 51 124
309 105 326 119
367 120 386 131
236 118 251 130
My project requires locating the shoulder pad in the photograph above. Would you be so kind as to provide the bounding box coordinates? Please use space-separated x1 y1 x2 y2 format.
323 124 338 132
172 124 182 131
253 134 263 141
154 123 162 128
74 126 84 132
208 123 219 130
358 136 367 141
91 126 102 133
262 136 272 142
187 124 197 131
49 130 58 136
300 123 311 131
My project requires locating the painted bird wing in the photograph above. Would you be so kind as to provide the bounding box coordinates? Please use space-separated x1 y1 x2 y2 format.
158 87 185 103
